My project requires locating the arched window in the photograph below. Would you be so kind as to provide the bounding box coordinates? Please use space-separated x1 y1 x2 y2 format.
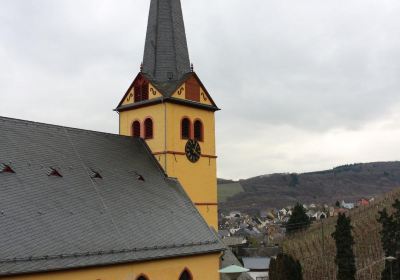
194 120 203 141
136 275 149 280
132 121 141 138
144 118 153 139
179 269 192 280
181 118 191 139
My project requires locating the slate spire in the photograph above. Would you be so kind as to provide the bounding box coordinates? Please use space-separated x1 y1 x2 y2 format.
142 0 191 82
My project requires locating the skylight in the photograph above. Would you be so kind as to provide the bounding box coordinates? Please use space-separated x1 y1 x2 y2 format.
47 168 62 177
90 169 102 179
0 163 15 173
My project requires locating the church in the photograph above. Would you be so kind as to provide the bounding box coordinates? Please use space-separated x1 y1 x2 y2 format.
0 0 225 279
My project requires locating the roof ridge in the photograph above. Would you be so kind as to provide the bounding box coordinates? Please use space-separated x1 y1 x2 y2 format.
0 116 129 139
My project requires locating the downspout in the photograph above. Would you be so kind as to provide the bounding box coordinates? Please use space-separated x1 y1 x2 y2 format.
163 98 167 174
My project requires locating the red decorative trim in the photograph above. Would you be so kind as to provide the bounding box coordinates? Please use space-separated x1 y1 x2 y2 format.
181 116 192 139
152 151 217 159
144 116 154 140
131 119 142 138
193 118 204 142
116 73 148 108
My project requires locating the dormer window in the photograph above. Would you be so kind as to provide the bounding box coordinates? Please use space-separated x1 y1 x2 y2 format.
1 163 15 173
90 170 102 179
47 168 62 177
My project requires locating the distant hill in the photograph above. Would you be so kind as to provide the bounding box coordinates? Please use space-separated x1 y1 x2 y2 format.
283 187 400 279
219 161 400 212
217 182 245 203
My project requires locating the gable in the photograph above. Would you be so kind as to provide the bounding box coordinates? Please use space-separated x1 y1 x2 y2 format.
118 74 162 107
171 73 215 106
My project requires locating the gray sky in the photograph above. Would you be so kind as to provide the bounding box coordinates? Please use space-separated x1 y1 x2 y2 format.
1 0 400 179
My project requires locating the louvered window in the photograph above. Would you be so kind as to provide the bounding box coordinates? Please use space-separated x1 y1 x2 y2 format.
181 118 190 139
194 120 203 141
141 82 149 100
134 80 149 102
133 121 141 138
144 118 153 139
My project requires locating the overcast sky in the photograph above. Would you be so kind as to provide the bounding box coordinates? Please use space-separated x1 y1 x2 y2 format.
1 0 400 179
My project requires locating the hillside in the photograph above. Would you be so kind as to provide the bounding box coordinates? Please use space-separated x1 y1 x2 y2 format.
282 187 400 280
219 161 400 212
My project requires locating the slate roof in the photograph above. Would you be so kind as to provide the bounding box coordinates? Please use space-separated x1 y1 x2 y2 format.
0 116 224 276
242 257 271 270
115 72 219 112
220 249 253 280
142 0 191 82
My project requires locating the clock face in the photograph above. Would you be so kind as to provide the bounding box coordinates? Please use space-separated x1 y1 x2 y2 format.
185 139 201 163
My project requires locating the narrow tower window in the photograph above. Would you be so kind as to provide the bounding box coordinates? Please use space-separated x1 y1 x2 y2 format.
179 269 192 280
134 85 141 103
194 120 203 141
144 118 153 139
134 78 149 103
141 82 149 101
181 118 191 139
132 121 141 138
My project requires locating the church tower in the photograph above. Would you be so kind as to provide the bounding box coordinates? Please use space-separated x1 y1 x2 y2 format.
116 0 219 228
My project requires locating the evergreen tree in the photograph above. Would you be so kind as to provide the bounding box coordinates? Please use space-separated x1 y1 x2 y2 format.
286 203 310 234
378 200 400 279
269 253 303 280
331 213 356 280
335 200 340 207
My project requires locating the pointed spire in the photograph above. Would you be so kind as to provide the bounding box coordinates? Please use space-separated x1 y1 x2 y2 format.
142 0 191 82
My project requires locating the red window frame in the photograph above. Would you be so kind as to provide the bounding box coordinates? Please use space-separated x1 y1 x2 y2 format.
181 118 191 139
132 120 141 138
144 118 153 139
193 120 203 142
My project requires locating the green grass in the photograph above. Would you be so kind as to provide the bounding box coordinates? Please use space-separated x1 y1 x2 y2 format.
218 182 244 203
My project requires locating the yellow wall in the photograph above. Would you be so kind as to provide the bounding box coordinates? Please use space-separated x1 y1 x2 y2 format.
3 253 221 280
122 84 162 106
171 81 213 106
119 100 218 229
119 103 166 154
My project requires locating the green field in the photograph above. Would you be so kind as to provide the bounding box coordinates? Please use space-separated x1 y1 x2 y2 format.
217 182 245 203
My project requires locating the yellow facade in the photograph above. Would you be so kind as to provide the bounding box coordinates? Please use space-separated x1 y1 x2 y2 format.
119 81 218 229
2 253 221 280
122 83 163 106
171 83 213 106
